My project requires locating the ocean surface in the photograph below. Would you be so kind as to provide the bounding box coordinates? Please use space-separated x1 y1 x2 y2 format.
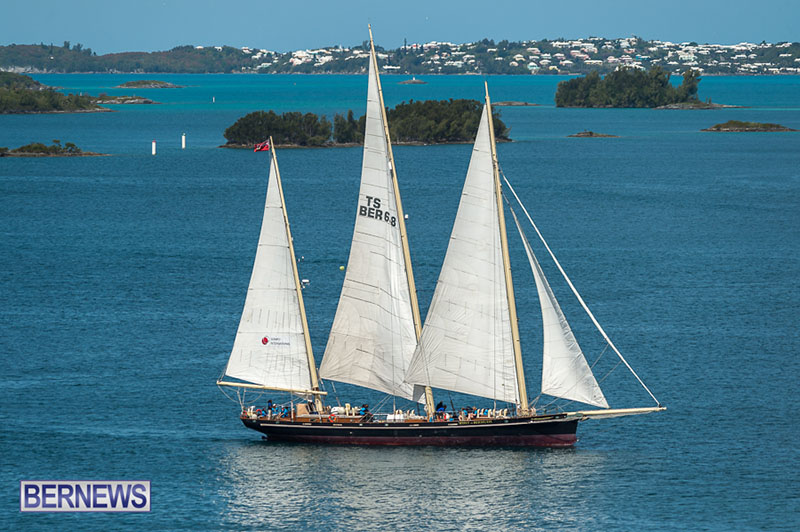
1 73 798 530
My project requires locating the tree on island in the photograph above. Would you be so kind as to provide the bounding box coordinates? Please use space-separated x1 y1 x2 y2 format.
333 110 364 144
555 67 702 108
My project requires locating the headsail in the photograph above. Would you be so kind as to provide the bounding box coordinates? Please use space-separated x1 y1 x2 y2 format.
405 103 519 404
319 37 420 401
223 148 318 395
509 208 609 408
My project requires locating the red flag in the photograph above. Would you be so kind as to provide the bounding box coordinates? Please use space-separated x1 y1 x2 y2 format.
253 140 270 152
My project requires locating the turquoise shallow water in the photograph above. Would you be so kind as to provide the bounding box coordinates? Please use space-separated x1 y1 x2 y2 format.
1 74 799 530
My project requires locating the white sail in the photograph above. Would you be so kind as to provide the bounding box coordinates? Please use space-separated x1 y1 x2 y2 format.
405 104 518 404
318 46 419 401
509 208 609 408
224 151 313 393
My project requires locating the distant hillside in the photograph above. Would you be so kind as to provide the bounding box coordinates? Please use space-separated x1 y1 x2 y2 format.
1 38 799 75
0 42 255 73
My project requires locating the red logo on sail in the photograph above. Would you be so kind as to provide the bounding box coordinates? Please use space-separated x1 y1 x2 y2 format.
261 336 269 345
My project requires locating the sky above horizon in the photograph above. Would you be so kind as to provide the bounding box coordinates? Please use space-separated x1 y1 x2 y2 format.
2 0 797 54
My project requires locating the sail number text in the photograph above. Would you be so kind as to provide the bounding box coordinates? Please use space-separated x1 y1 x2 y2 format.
359 196 396 227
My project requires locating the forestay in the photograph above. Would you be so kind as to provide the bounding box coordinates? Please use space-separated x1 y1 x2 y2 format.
224 152 313 392
405 104 518 404
319 49 419 401
509 208 608 408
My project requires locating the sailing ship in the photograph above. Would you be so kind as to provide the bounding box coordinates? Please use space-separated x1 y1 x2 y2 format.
217 28 665 446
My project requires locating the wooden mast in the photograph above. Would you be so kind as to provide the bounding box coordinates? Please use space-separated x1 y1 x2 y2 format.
368 25 435 415
271 137 324 412
484 83 530 414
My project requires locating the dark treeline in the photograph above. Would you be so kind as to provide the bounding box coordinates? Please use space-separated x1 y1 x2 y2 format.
224 99 509 147
555 67 701 108
388 99 507 143
0 72 98 113
224 111 333 146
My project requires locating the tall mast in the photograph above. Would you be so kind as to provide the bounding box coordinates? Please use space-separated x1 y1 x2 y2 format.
271 137 324 411
484 83 529 414
368 26 435 414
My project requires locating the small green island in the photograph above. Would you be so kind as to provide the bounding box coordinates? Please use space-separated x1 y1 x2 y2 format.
702 120 797 132
92 93 157 104
494 101 538 107
568 131 618 138
1 72 105 114
115 80 183 89
222 99 509 148
555 66 704 108
0 140 104 157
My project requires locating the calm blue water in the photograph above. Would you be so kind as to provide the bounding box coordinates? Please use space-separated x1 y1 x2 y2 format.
1 74 799 530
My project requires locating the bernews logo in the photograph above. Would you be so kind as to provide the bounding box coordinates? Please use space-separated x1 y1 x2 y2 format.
20 480 150 512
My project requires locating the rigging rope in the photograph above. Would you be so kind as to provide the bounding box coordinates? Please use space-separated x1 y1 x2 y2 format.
500 170 661 407
217 383 244 405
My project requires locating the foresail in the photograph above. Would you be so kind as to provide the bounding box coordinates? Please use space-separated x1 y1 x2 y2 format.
509 208 608 408
319 49 419 401
405 105 518 404
224 152 313 392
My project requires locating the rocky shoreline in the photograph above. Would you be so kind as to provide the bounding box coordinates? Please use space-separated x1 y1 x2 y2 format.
656 102 745 110
220 138 511 150
702 120 796 132
493 101 538 106
93 95 157 105
1 108 112 115
0 151 107 157
115 80 183 89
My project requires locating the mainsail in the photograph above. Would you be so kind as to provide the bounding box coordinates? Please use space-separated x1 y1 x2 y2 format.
509 209 608 408
405 103 519 404
318 36 420 401
223 148 318 395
